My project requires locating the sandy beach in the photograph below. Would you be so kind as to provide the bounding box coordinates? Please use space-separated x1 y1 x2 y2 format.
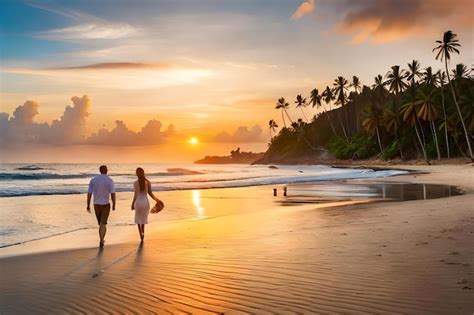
1 164 473 314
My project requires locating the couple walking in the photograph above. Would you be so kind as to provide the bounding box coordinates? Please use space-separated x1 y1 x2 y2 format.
86 165 161 247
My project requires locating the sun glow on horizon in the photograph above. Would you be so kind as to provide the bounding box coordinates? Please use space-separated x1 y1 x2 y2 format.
188 137 199 145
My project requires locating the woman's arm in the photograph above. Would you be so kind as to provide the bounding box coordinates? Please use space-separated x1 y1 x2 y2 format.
147 180 159 201
131 182 137 210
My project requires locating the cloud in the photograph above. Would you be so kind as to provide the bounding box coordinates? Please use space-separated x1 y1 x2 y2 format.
28 1 139 40
87 119 175 146
291 0 316 20
214 125 266 143
3 62 213 90
335 0 472 44
51 62 171 70
37 23 139 40
0 96 174 146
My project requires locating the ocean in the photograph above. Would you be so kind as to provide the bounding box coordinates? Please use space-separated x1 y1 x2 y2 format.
0 163 409 247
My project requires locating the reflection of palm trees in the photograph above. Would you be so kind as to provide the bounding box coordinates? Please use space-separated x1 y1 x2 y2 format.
268 119 278 139
433 30 473 160
385 65 408 94
275 97 292 128
295 94 308 122
310 88 337 136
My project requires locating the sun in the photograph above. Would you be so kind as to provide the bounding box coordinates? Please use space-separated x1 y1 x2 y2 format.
188 137 199 145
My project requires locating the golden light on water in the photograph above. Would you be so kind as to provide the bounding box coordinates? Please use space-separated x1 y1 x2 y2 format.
188 137 199 145
192 190 205 218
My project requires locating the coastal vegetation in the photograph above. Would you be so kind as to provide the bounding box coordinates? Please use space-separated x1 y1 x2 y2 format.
195 148 264 164
262 31 473 163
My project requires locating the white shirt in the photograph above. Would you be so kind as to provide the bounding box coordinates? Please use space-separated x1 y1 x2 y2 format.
88 174 115 205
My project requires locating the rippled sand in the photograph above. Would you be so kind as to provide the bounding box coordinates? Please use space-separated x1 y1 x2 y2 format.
1 164 473 313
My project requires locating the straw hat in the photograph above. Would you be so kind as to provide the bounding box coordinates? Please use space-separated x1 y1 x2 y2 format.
151 199 164 213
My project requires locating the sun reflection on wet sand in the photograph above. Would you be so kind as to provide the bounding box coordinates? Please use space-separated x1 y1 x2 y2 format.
192 190 205 218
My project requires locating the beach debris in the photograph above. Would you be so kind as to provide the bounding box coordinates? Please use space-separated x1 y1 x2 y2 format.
269 165 278 169
461 286 472 290
456 278 467 284
341 233 347 236
92 273 99 278
447 251 460 255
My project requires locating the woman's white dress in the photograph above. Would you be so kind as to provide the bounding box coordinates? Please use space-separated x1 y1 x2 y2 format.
134 181 150 224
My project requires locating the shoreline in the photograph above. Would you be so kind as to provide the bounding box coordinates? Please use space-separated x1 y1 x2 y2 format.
1 163 473 313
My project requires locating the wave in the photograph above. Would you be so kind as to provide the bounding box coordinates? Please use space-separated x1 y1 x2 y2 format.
0 169 409 197
15 165 46 171
0 168 204 181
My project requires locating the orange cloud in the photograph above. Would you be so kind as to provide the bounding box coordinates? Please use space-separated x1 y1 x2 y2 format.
335 0 472 44
50 62 171 70
291 0 316 20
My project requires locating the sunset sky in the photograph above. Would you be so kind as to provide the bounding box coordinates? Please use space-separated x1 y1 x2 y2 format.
1 0 472 162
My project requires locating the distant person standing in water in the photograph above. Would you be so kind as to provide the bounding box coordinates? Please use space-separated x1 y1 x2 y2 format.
131 167 160 242
87 165 116 248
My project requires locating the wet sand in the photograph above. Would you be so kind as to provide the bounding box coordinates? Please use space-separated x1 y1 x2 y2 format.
1 164 473 314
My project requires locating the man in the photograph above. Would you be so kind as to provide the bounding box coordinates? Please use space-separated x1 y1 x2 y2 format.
87 165 116 248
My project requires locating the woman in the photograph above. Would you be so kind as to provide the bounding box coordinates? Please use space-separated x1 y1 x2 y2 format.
131 167 160 241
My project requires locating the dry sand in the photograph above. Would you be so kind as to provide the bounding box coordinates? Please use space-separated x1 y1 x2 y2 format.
1 164 473 314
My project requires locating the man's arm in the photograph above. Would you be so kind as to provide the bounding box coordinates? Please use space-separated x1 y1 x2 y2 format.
87 179 93 212
87 193 92 212
111 193 116 211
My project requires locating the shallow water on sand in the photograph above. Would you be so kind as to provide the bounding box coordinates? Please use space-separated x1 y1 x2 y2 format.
279 182 463 205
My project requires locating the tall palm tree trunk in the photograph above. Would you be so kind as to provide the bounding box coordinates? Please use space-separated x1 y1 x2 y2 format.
337 109 349 142
281 110 286 128
439 76 450 158
299 108 308 122
417 117 426 146
395 129 404 159
375 126 383 153
284 108 294 125
322 104 338 136
415 123 428 162
431 121 441 160
445 59 473 161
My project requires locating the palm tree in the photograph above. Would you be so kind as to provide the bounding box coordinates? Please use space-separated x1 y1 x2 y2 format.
422 67 436 86
452 63 469 80
322 86 334 110
351 76 362 132
415 86 441 160
333 76 350 142
350 76 362 94
275 97 293 128
295 94 308 122
437 71 450 158
433 30 473 160
383 103 404 159
310 88 337 136
407 60 422 85
362 106 384 153
401 88 428 162
385 65 408 94
268 119 278 139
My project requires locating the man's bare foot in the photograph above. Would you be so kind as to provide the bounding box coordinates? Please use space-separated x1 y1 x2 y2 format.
99 240 104 248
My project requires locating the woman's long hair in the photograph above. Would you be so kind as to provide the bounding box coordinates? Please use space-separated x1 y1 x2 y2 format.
136 167 147 192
